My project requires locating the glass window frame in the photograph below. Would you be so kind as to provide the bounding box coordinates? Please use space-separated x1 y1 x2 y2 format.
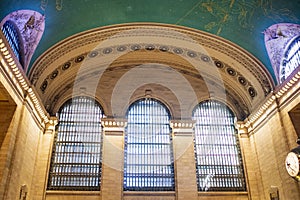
47 96 104 191
123 98 175 191
192 100 246 192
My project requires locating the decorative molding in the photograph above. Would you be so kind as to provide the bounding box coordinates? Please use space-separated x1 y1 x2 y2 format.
44 116 58 134
170 119 195 128
37 44 257 103
237 68 300 135
170 119 195 136
101 118 127 136
0 32 50 125
29 23 274 96
213 59 257 99
235 121 250 138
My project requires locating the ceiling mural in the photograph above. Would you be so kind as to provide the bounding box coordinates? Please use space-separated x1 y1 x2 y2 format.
176 0 299 35
0 0 300 81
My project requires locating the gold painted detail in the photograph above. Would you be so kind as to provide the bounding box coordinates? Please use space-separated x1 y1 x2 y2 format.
176 0 298 35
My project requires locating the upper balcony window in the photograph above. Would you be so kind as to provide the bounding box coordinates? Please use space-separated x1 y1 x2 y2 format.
1 20 24 67
48 96 104 191
193 100 246 192
123 98 175 191
280 35 300 82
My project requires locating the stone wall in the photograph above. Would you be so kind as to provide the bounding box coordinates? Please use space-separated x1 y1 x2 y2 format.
249 96 300 200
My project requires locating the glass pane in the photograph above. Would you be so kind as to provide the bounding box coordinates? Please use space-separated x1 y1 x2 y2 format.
123 98 175 191
48 96 104 190
280 35 300 82
1 21 23 67
193 100 246 192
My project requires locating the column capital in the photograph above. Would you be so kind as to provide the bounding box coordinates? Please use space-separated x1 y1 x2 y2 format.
170 119 196 136
101 118 127 136
44 116 58 134
235 121 249 138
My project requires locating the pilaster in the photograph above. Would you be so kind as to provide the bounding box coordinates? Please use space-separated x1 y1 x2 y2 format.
32 117 58 199
236 120 263 200
170 120 197 200
100 118 127 200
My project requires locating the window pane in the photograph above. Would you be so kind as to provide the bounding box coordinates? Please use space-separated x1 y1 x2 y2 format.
193 100 246 192
280 35 300 83
1 20 23 67
48 96 104 190
123 98 175 191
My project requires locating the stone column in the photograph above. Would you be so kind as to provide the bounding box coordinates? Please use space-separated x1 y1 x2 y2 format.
32 117 58 199
170 120 198 200
100 118 127 200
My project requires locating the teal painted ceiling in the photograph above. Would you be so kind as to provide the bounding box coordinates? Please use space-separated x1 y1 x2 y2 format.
1 0 300 79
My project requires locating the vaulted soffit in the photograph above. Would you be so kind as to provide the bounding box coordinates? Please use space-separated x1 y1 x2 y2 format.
29 23 275 120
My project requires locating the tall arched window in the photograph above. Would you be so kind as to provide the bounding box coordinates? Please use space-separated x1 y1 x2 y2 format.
280 35 300 83
123 98 175 191
1 20 23 67
48 96 104 190
192 100 246 192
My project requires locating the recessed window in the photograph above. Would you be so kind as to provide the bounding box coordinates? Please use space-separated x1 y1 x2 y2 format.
123 98 175 191
280 35 300 83
1 20 23 67
193 100 246 191
48 96 104 190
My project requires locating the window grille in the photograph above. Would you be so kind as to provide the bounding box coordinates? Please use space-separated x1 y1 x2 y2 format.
123 98 175 191
192 100 246 192
1 21 23 67
48 96 104 190
280 35 300 82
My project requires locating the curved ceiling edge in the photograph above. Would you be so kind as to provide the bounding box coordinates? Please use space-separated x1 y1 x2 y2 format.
28 23 275 119
29 23 275 88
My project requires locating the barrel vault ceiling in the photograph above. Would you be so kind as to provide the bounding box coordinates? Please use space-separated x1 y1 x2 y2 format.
0 0 300 120
1 0 300 79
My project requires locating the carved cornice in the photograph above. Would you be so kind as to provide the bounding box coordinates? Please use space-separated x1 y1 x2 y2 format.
237 68 300 135
0 32 50 125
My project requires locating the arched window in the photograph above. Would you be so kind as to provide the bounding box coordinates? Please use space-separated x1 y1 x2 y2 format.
1 20 23 67
192 100 246 192
280 35 300 82
48 96 104 190
123 98 175 191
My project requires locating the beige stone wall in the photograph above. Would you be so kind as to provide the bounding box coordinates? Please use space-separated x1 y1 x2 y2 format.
0 56 45 200
239 134 265 200
32 119 57 200
2 77 299 200
245 91 300 200
123 192 175 200
46 191 101 200
3 104 43 200
0 96 44 200
0 101 22 199
197 192 248 199
101 133 124 200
